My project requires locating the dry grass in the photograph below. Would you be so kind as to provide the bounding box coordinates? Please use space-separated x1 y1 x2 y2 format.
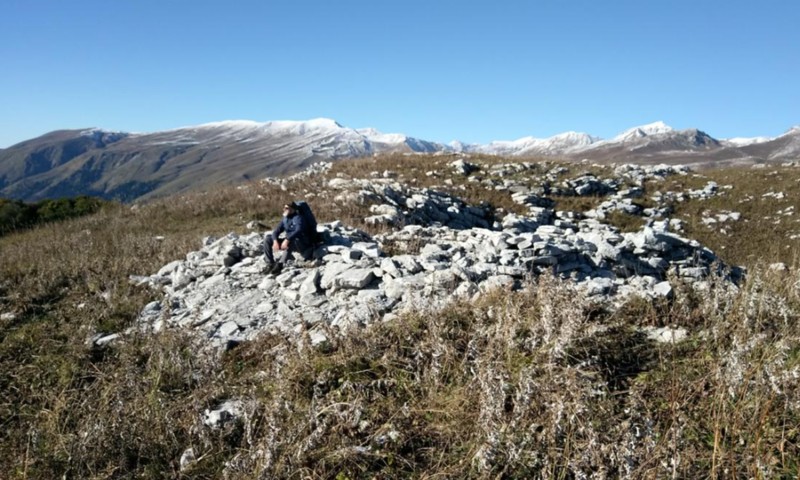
668 165 800 267
1 156 800 478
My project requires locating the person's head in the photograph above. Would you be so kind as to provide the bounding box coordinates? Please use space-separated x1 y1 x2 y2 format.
283 201 298 217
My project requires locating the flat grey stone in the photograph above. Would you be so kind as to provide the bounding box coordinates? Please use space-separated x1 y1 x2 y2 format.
653 281 673 298
321 263 354 290
644 326 688 343
282 290 300 303
583 277 614 296
769 262 788 272
94 333 121 347
171 269 194 290
394 255 422 274
309 329 330 348
480 274 515 291
352 242 382 258
258 277 277 291
157 260 183 277
336 268 375 289
380 257 402 277
141 301 161 315
302 294 328 307
216 321 240 338
299 269 320 296
679 267 708 279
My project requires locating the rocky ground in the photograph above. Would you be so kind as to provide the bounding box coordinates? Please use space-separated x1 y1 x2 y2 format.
127 161 743 353
4 155 800 479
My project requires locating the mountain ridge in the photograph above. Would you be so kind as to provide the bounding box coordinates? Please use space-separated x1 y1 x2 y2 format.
1 118 798 202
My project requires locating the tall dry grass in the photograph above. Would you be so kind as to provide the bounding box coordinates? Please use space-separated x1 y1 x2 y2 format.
1 156 799 478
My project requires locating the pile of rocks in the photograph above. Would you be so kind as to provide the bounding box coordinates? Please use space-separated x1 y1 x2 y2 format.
328 179 493 230
558 174 618 196
261 161 333 188
701 210 741 227
763 191 787 200
449 158 479 176
132 181 741 350
613 164 690 186
686 181 720 200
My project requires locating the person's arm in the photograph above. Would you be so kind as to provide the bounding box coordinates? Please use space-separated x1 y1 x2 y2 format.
286 215 305 241
272 219 285 240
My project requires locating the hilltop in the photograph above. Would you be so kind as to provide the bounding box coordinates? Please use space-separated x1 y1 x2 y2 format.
1 153 800 478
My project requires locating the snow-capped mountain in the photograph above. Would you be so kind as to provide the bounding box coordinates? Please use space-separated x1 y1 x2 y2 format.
454 131 599 156
741 126 800 161
151 118 441 157
1 118 798 203
577 122 721 161
0 119 441 202
609 121 675 142
451 121 720 158
722 136 772 147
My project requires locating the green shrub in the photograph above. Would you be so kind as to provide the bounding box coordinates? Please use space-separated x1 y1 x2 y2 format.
0 196 108 236
0 198 36 234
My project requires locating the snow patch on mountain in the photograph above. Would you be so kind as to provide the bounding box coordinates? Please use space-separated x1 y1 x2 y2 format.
190 118 346 137
356 128 408 145
723 136 772 147
78 128 129 145
76 118 800 162
145 118 442 158
611 121 674 142
768 126 800 159
451 131 599 156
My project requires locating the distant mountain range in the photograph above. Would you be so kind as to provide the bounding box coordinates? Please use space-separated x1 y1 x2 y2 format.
1 119 798 202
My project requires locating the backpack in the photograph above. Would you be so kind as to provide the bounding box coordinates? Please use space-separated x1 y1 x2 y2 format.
295 200 322 244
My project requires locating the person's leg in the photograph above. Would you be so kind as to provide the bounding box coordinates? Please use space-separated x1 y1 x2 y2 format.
291 237 314 261
263 234 275 264
268 240 293 275
278 247 291 264
268 237 312 275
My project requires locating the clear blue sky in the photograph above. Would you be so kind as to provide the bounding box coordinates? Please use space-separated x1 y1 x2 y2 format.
1 0 798 147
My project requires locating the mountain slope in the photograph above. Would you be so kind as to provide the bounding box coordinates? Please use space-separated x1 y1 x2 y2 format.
0 119 440 202
2 119 798 202
456 131 599 156
575 124 725 164
738 126 800 161
0 129 128 191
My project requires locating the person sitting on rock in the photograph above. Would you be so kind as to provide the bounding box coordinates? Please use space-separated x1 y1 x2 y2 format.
263 201 315 275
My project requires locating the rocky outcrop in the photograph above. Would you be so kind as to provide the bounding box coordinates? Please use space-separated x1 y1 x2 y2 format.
131 165 742 350
331 179 492 230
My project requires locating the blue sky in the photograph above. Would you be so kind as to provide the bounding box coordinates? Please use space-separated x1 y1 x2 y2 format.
1 0 798 147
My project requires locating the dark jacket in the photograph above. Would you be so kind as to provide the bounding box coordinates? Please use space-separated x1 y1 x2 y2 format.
272 213 307 243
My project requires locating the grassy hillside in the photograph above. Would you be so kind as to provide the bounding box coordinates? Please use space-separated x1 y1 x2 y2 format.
1 155 799 478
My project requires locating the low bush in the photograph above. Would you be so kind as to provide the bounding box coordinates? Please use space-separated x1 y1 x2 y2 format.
0 196 109 236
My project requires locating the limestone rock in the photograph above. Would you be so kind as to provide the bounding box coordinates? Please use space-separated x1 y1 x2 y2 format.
180 448 197 472
203 400 244 429
135 168 741 353
644 326 688 343
336 268 375 289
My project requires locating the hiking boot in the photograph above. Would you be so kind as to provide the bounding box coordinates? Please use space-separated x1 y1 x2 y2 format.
268 262 283 276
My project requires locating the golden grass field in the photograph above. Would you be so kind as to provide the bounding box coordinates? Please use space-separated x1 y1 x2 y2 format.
1 154 799 478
